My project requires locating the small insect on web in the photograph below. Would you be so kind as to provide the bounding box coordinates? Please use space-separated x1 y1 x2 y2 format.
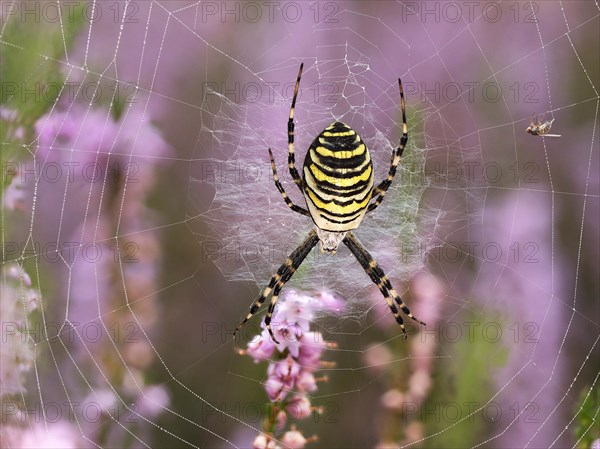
233 63 426 344
526 114 561 138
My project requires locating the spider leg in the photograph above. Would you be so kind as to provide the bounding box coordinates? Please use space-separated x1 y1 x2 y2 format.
367 78 408 213
268 148 310 217
343 232 425 339
233 230 319 343
287 62 304 193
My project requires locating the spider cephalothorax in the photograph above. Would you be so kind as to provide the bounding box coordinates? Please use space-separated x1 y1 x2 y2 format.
234 63 425 343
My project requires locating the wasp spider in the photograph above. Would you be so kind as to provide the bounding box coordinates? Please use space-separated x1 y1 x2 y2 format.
234 63 425 343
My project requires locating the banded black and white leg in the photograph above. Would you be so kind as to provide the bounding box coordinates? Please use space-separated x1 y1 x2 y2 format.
287 63 304 193
368 78 408 213
267 63 307 214
234 230 319 343
343 232 425 339
268 148 310 217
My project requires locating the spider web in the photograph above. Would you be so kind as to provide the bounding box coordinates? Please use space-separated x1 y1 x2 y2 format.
1 1 599 448
192 61 435 321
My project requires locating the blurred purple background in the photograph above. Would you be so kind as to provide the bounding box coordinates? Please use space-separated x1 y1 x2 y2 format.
1 1 598 448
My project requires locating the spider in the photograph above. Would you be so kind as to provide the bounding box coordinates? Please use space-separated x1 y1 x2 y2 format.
526 115 561 138
234 63 425 344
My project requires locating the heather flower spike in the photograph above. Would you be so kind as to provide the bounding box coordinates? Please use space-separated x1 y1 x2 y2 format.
239 290 336 447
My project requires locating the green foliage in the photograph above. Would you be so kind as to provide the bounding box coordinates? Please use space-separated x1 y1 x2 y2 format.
0 2 85 163
574 382 600 448
424 309 509 448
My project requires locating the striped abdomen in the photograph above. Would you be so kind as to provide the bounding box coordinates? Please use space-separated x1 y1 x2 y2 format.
302 121 374 232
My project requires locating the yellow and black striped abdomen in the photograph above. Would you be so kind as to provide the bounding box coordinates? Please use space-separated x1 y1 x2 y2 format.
303 121 374 231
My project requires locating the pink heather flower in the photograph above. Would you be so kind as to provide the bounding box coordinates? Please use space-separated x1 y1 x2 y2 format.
35 104 115 163
275 410 288 431
276 290 316 332
265 355 301 402
295 370 318 393
253 434 281 449
0 107 25 141
5 422 84 448
33 96 171 170
117 104 172 160
82 389 117 416
6 264 32 286
1 264 39 398
0 107 18 121
281 429 308 449
375 442 400 449
257 290 338 356
315 290 346 314
272 322 303 357
404 421 424 443
246 334 277 362
364 345 393 375
408 368 432 400
286 394 312 420
297 332 326 369
136 385 171 419
410 272 443 325
273 289 344 331
380 389 405 411
3 175 27 211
